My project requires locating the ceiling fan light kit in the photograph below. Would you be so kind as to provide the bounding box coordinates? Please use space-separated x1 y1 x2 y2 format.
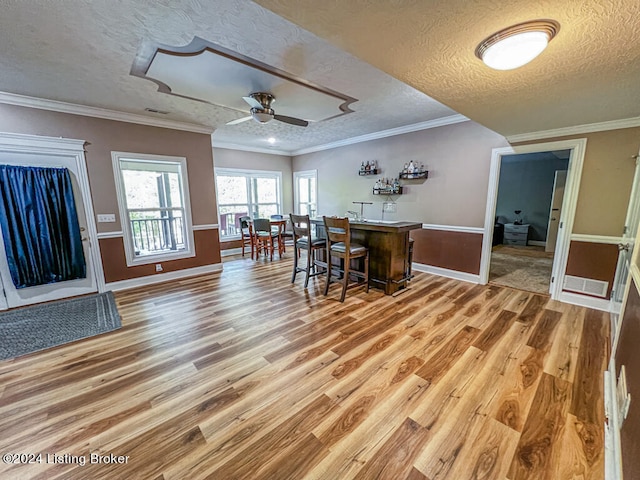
250 108 275 124
475 19 560 70
226 92 309 127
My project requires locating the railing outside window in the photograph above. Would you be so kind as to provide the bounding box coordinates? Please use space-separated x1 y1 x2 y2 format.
128 208 185 256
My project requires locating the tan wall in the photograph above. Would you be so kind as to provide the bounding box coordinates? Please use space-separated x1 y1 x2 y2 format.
213 147 294 216
0 104 220 282
292 121 509 227
515 127 640 236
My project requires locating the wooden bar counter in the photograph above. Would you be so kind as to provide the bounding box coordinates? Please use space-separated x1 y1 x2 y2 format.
312 218 422 295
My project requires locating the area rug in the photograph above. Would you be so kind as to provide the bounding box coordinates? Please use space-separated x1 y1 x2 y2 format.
489 250 553 294
0 291 121 360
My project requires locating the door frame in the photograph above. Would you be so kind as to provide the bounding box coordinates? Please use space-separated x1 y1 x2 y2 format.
479 138 587 300
0 132 105 308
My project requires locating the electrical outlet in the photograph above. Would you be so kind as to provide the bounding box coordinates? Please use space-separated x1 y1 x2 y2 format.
155 264 163 272
97 214 116 223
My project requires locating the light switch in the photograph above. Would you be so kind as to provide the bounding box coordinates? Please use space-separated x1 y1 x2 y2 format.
97 214 116 223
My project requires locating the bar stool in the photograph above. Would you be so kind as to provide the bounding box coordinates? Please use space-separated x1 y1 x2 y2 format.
323 216 369 302
290 213 327 288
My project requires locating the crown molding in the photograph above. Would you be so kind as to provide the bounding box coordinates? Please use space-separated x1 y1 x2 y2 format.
507 116 640 143
291 114 469 156
0 91 214 134
212 140 291 156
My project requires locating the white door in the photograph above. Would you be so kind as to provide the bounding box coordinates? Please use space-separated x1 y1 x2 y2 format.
545 170 567 253
611 154 640 320
294 170 318 217
0 150 97 308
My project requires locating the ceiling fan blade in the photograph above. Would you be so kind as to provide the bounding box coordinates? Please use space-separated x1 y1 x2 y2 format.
226 116 252 125
274 114 309 127
242 96 264 110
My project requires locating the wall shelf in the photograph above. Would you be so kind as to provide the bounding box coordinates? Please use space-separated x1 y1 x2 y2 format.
399 171 428 180
373 186 403 195
359 168 379 176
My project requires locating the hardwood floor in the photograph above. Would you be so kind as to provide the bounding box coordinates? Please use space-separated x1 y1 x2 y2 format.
0 254 609 479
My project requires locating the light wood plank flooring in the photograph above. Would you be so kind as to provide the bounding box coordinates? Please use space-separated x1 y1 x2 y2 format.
0 254 609 479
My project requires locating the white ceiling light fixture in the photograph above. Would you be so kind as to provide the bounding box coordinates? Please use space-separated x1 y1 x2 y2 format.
475 20 560 71
267 137 276 144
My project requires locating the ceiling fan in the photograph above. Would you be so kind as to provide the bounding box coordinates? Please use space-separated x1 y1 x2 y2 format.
226 92 309 127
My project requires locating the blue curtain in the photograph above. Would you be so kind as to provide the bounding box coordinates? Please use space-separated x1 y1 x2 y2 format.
0 165 86 288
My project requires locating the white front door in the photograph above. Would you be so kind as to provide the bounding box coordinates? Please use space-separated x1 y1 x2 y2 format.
611 154 640 321
0 135 100 309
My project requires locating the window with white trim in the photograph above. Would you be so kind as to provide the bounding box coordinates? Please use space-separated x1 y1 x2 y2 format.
112 152 195 266
294 170 317 217
215 168 283 239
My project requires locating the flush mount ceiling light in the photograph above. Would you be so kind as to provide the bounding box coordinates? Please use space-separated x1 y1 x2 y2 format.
475 20 560 70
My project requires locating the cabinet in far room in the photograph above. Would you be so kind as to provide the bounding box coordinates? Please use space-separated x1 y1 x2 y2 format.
503 223 530 246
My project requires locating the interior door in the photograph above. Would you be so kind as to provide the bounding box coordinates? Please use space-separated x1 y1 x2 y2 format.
545 170 567 253
611 154 640 318
0 151 97 308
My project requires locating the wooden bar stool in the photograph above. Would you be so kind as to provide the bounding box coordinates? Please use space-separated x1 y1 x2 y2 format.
323 216 369 302
290 213 327 288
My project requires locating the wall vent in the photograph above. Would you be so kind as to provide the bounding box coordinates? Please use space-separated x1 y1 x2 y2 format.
563 275 608 298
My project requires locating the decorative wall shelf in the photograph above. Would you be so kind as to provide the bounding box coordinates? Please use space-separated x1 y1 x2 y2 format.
359 168 379 176
399 171 428 180
373 186 403 195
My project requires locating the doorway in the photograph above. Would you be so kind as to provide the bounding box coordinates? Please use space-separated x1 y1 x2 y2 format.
488 151 569 294
480 138 587 300
0 133 104 310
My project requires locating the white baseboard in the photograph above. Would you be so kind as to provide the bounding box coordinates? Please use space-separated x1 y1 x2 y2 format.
557 290 611 311
220 247 242 257
528 240 546 247
106 263 223 292
412 263 480 284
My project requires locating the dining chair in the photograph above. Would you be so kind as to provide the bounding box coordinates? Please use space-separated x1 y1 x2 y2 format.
253 218 282 260
323 216 369 302
238 215 254 259
270 214 288 253
290 213 327 288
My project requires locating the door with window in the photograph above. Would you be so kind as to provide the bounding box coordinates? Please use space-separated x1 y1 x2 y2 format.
215 168 283 241
0 137 98 309
294 170 317 217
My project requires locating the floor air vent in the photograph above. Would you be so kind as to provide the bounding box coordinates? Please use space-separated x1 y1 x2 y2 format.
563 275 608 298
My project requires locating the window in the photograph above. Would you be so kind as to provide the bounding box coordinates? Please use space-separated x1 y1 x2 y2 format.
294 170 317 217
215 168 283 239
112 152 195 266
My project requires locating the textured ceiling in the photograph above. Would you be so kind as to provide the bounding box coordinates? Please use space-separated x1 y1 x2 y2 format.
0 0 458 153
2 1 636 153
255 0 640 136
